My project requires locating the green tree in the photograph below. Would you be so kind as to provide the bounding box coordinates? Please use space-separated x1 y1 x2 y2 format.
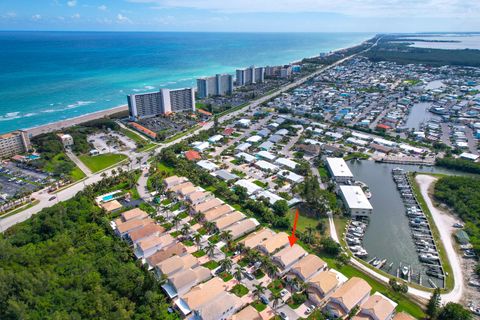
272 200 289 217
426 288 441 319
437 302 472 320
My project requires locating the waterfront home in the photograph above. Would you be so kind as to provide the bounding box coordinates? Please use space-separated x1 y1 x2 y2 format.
324 277 372 318
289 254 327 281
134 233 175 259
161 266 212 298
339 185 373 218
272 244 308 275
255 190 283 205
163 175 188 190
235 142 252 152
225 218 259 240
241 228 276 249
115 217 153 238
308 269 346 305
257 232 290 255
203 204 234 222
176 185 198 199
186 191 213 206
352 292 397 320
231 305 262 320
326 157 354 183
146 242 188 269
155 253 199 278
175 277 227 316
191 198 223 214
213 169 239 182
168 181 194 194
213 211 246 231
127 223 166 245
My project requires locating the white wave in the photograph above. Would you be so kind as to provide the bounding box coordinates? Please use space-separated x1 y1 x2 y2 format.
144 85 155 90
4 112 19 118
42 109 56 113
23 113 38 117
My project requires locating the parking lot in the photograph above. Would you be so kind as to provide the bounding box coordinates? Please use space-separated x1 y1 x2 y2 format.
0 175 37 202
88 132 137 154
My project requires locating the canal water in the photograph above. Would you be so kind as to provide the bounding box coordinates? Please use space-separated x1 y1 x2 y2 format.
405 102 440 130
347 160 471 288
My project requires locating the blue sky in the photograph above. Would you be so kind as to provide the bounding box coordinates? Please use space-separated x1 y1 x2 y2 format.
0 0 479 32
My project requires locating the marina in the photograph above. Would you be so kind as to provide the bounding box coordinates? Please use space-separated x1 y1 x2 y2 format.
347 161 472 289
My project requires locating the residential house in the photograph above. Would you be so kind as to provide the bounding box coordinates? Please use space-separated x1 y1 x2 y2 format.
392 312 415 320
231 305 262 320
134 233 175 259
194 291 243 320
203 204 234 222
289 254 327 281
175 277 227 316
234 179 262 195
308 269 346 305
257 232 290 255
164 175 188 190
115 217 153 238
213 211 246 231
353 292 397 320
274 157 298 170
225 218 260 240
241 228 276 249
161 266 212 298
186 191 213 206
127 223 166 245
155 253 199 278
272 244 308 275
324 277 372 318
191 198 223 214
146 243 188 269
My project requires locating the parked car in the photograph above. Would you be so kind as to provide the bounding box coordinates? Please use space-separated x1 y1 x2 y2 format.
279 311 289 320
260 294 269 305
280 289 288 297
49 196 56 201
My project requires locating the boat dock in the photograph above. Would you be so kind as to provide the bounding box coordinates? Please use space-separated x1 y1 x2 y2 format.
391 168 445 289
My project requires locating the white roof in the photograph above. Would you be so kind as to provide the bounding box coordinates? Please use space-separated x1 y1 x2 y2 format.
237 119 251 125
399 144 425 154
339 185 373 210
235 179 262 195
325 131 343 140
304 139 323 145
246 135 262 143
256 190 283 205
208 135 223 143
274 157 298 170
255 160 279 172
197 160 219 171
346 137 369 146
326 158 353 178
278 170 303 183
235 152 256 163
194 142 210 152
373 137 397 147
460 152 479 161
256 150 276 161
235 142 251 152
275 129 289 136
351 132 372 141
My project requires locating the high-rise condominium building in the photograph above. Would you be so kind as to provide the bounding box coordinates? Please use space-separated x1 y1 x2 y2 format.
128 88 195 120
235 66 265 86
0 130 30 159
196 74 233 98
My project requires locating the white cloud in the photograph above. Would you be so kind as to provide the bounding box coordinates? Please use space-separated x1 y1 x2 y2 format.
6 12 17 18
31 14 42 21
117 13 132 23
67 0 77 7
72 13 81 19
98 5 108 11
127 0 480 18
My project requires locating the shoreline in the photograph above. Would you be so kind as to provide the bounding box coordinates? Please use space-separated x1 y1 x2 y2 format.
16 35 374 137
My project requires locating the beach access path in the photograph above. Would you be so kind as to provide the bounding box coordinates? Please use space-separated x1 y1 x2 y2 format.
65 149 93 177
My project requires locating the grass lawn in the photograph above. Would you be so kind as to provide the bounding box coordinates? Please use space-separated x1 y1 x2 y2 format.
219 271 233 282
287 292 307 309
70 167 86 181
251 300 267 312
198 227 207 235
120 128 147 144
253 180 268 188
268 279 285 295
157 161 175 175
177 211 188 219
161 222 173 230
202 260 219 270
170 231 180 238
182 239 194 246
161 198 172 205
231 284 249 297
221 246 234 257
238 258 248 267
253 269 265 280
208 234 220 244
79 153 127 173
192 250 206 258
170 202 181 211
287 208 322 232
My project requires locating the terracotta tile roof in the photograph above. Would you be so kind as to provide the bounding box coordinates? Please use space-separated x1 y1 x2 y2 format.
231 305 262 320
213 211 245 230
330 277 371 311
273 244 307 268
128 223 165 242
192 198 223 213
100 200 123 212
181 277 226 310
258 232 290 254
290 254 327 280
138 233 175 252
392 312 416 320
355 293 396 320
185 150 201 161
157 253 198 277
121 208 148 222
203 204 234 221
169 181 194 193
116 217 152 234
146 243 187 266
241 228 276 248
308 270 341 297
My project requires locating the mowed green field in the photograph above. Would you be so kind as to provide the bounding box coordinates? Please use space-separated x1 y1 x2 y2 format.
79 153 127 173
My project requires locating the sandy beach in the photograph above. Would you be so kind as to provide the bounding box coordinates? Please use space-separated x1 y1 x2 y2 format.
26 105 128 137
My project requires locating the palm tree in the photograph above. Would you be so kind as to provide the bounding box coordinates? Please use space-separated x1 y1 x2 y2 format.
204 221 216 234
205 242 216 258
193 233 202 250
235 242 246 254
180 224 191 239
220 230 233 248
219 258 233 273
233 265 245 283
193 212 204 222
263 260 278 279
253 284 266 300
285 276 296 291
172 215 182 231
271 291 282 310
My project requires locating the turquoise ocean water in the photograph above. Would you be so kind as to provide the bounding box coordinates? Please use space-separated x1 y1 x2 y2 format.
0 32 373 134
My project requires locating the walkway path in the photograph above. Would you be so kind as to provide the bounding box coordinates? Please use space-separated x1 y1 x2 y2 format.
65 149 93 177
416 174 464 303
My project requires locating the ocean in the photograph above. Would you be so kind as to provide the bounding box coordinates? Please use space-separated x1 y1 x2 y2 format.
0 31 373 134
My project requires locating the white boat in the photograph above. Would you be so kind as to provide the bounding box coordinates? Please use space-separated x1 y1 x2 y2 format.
419 253 440 262
401 266 409 277
355 249 368 258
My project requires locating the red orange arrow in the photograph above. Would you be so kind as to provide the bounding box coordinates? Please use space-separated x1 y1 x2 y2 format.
288 209 299 247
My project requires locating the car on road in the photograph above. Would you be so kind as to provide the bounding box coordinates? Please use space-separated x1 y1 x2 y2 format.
453 223 464 228
279 311 289 320
48 196 56 201
245 272 255 280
